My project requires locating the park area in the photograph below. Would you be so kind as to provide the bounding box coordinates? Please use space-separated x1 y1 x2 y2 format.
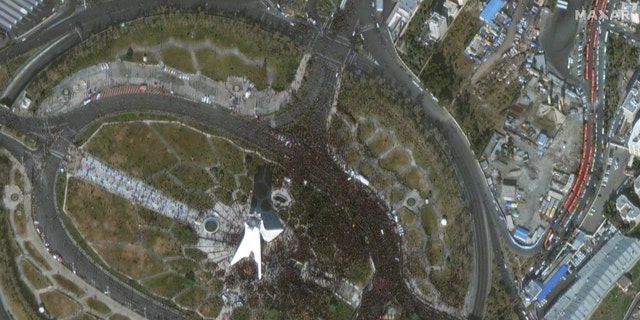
27 13 303 105
329 72 472 308
60 119 358 319
62 120 274 318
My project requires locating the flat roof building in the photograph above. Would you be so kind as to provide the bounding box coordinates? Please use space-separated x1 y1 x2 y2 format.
514 226 529 243
479 0 505 25
622 81 640 125
428 12 448 41
386 0 422 41
617 195 640 225
546 232 640 320
536 264 569 303
628 120 640 158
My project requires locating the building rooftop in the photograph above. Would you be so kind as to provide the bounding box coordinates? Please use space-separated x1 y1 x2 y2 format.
398 0 420 12
629 120 640 151
545 232 640 320
480 0 506 24
514 226 529 242
623 81 640 117
617 195 640 223
230 217 263 279
536 264 569 302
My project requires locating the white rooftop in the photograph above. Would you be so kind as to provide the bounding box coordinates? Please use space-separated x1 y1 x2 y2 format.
623 81 640 115
629 120 640 151
230 218 263 279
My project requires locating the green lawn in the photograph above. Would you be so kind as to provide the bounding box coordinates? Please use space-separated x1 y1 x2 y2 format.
20 260 50 289
379 147 412 173
171 164 214 192
52 275 85 297
86 297 111 315
591 287 633 320
86 122 178 179
175 286 208 309
196 48 269 90
161 46 195 73
151 123 217 166
420 204 438 236
365 132 394 158
143 272 191 298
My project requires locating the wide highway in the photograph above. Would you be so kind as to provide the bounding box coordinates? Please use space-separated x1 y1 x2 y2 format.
0 0 541 319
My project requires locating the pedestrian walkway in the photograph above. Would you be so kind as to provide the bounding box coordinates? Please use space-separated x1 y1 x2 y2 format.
71 153 198 222
32 39 312 120
1 150 143 320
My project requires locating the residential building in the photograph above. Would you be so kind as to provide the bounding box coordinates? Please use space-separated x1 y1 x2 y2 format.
443 1 459 19
479 0 506 25
617 195 640 225
386 0 422 41
428 12 448 41
622 81 640 125
628 120 640 158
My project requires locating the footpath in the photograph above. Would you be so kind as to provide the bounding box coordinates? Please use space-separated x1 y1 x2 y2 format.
1 150 142 320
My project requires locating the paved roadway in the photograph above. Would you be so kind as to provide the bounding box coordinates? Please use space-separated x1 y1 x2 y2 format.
0 0 544 318
539 0 587 80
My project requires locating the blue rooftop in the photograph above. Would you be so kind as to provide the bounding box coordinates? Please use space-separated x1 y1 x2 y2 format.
514 226 529 242
536 264 569 302
537 133 548 147
480 0 505 24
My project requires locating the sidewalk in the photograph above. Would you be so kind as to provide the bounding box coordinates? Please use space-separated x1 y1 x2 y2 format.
31 40 311 119
3 150 143 320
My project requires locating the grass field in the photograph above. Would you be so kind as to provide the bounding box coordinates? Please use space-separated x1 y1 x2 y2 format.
211 138 246 174
86 297 111 315
426 240 443 265
400 207 416 225
143 272 191 298
366 133 394 158
151 123 217 166
121 51 158 65
137 207 174 230
198 296 224 318
405 228 423 253
168 258 199 275
196 48 269 90
109 314 131 320
152 172 189 203
73 313 100 320
420 205 438 236
141 228 181 257
20 260 50 290
24 241 51 271
13 211 26 237
94 244 165 280
65 178 137 243
356 121 375 144
40 290 81 318
379 147 412 173
86 122 178 179
175 286 208 309
161 47 195 74
171 164 213 191
401 166 429 197
590 287 632 320
52 274 85 297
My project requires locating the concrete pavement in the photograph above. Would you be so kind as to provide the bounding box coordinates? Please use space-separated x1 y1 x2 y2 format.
3 149 143 320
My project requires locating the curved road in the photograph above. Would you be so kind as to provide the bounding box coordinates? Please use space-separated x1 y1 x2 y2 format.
0 0 545 319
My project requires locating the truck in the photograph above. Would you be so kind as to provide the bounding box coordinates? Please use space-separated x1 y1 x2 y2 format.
376 0 383 12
